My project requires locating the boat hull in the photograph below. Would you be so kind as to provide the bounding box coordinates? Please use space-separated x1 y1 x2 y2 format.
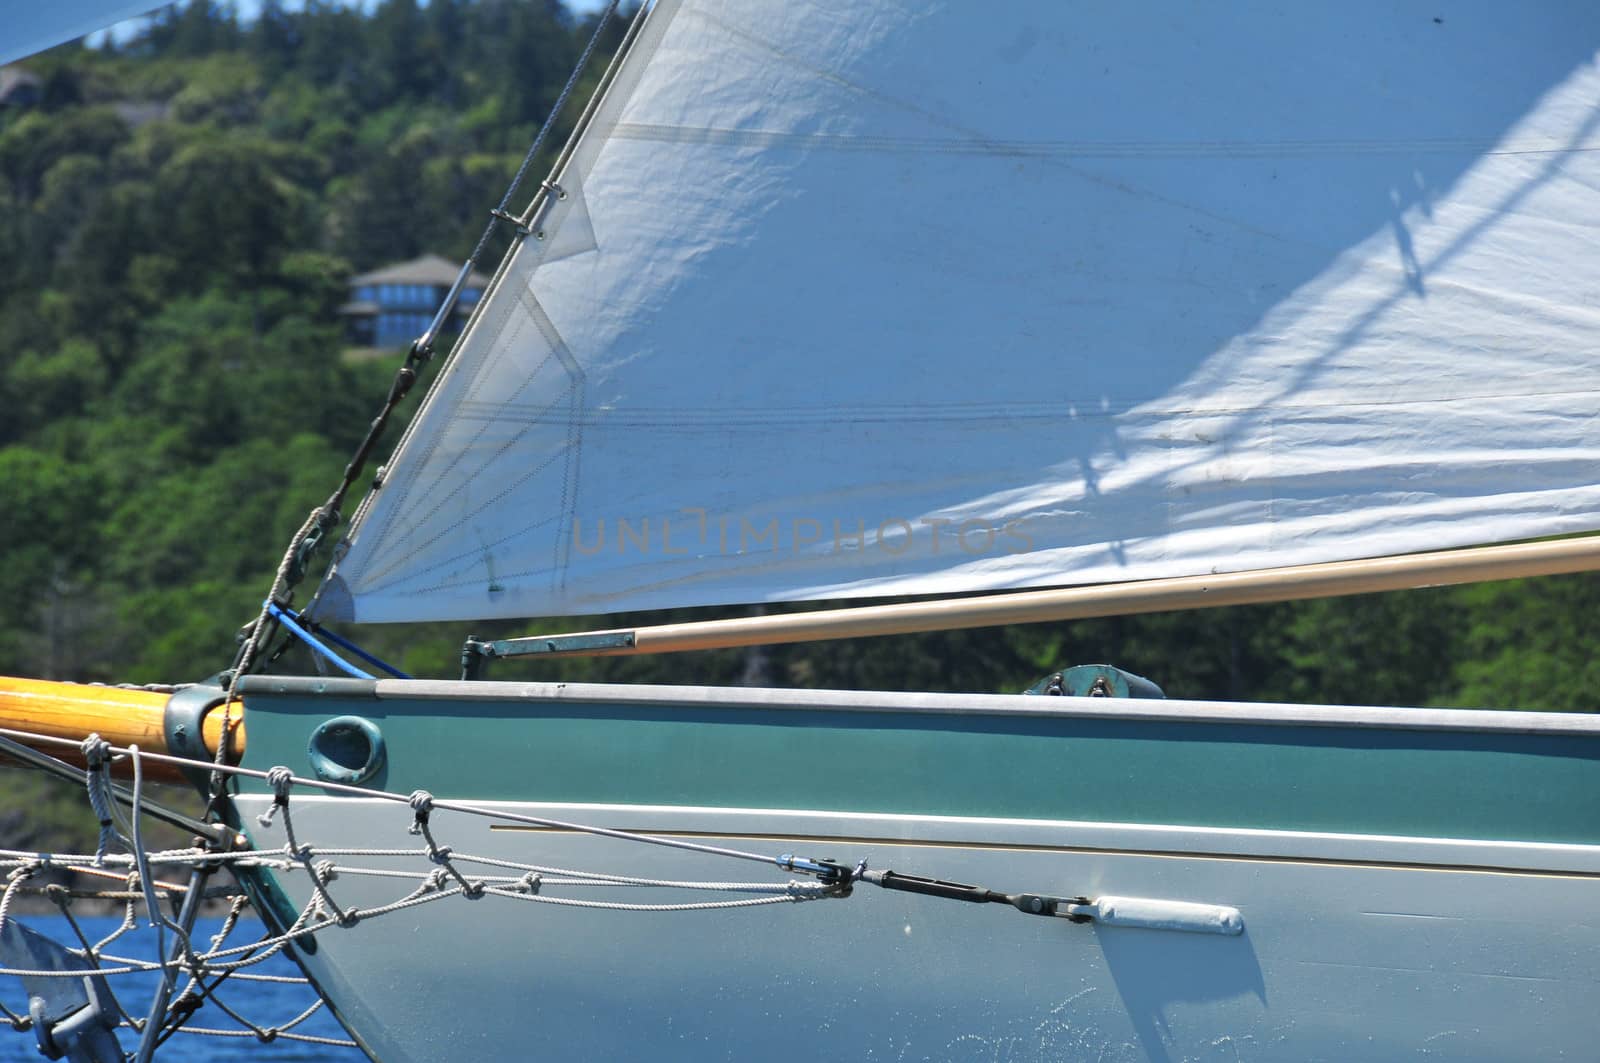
228 678 1600 1060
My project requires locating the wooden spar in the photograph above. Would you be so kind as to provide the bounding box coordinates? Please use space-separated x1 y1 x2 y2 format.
0 677 242 783
504 535 1600 659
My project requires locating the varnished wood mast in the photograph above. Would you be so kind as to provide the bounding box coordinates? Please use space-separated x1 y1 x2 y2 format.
0 677 241 783
512 535 1600 657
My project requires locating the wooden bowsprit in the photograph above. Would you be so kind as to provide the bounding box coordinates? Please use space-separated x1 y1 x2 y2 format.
0 677 241 784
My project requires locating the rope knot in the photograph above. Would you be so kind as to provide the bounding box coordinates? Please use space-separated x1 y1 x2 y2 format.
257 767 295 828
81 736 120 865
427 845 452 866
407 790 434 835
519 872 542 895
463 881 485 900
256 1028 279 1043
314 860 338 886
337 907 361 928
169 992 202 1021
80 733 112 769
423 868 449 893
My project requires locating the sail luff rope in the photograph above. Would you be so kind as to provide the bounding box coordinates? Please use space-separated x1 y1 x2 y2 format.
222 2 630 730
470 0 620 267
299 0 650 614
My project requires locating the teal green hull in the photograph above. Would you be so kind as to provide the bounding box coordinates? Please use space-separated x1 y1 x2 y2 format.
223 678 1600 1061
236 677 1600 844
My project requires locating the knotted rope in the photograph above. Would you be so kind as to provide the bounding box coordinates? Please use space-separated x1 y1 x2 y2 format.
81 734 121 866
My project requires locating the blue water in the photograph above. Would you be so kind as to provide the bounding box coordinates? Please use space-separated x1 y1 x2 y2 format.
1 916 366 1061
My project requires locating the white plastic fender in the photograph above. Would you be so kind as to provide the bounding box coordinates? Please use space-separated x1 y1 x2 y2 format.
1066 896 1245 936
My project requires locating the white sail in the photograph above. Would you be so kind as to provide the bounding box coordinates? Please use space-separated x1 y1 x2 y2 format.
321 0 1600 624
2 1 165 66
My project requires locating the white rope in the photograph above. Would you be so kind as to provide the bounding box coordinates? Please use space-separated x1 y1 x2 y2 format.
165 1024 355 1047
0 725 802 872
0 864 36 935
258 766 294 828
79 734 123 866
1 723 861 926
481 885 829 913
93 877 140 955
1 715 861 1055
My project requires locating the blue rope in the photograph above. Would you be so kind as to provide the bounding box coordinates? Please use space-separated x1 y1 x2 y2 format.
279 604 412 679
265 602 411 680
266 602 371 679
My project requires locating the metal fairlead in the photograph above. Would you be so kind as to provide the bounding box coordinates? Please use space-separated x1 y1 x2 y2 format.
1023 664 1165 699
163 684 231 792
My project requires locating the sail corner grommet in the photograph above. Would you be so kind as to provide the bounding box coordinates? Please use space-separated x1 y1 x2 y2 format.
307 716 387 786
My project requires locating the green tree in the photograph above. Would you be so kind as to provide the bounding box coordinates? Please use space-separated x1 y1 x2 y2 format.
1449 575 1600 712
0 446 107 678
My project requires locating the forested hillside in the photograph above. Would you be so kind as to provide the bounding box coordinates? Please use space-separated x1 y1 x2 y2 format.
0 1 622 686
2 0 1596 728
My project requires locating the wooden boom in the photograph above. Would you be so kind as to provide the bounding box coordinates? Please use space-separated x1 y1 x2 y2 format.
486 535 1600 660
0 677 241 783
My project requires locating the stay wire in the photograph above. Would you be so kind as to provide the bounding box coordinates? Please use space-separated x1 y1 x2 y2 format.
469 0 621 262
221 4 632 751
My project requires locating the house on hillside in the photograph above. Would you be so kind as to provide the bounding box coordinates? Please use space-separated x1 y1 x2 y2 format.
0 67 42 108
341 254 490 349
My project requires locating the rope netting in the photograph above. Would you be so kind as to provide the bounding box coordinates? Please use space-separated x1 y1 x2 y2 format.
0 725 855 1058
0 857 353 1050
